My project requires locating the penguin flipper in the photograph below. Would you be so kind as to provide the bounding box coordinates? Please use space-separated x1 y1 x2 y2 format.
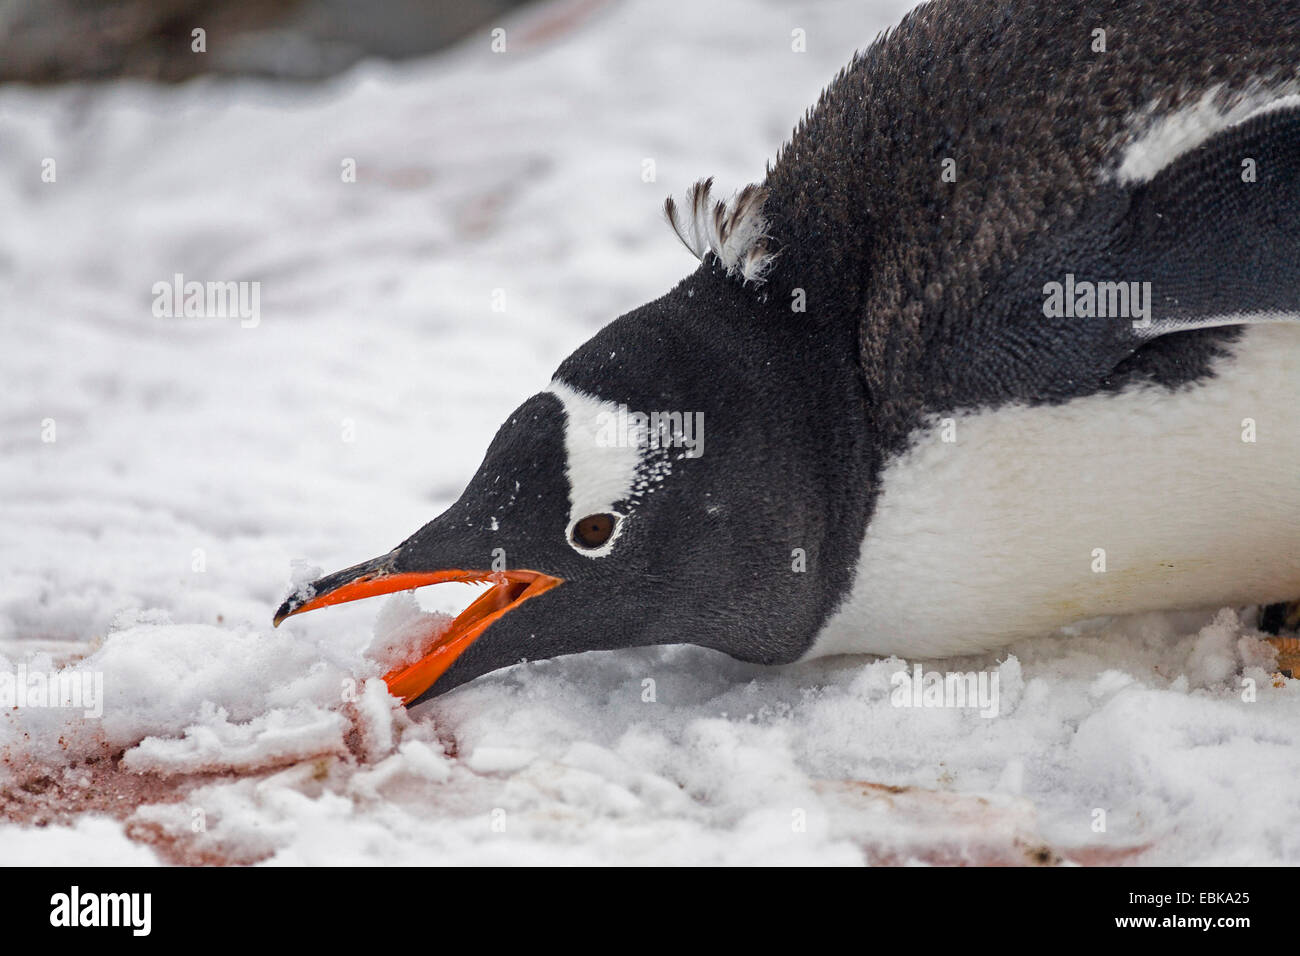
962 104 1300 404
1109 102 1300 340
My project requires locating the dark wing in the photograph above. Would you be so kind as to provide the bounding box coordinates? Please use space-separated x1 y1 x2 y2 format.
947 104 1300 405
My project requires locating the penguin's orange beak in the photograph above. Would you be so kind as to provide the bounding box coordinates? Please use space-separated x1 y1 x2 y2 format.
273 561 562 704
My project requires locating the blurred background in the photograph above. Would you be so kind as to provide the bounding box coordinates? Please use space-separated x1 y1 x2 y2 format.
0 0 536 82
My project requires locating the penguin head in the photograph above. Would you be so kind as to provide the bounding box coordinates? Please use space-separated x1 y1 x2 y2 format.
274 264 867 704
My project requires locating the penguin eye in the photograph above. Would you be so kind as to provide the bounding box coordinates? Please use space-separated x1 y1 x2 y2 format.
571 513 617 549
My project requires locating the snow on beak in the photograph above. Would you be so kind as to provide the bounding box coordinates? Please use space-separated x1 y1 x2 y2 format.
273 551 562 704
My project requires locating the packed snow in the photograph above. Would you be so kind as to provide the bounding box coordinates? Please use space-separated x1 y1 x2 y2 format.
3 0 1299 865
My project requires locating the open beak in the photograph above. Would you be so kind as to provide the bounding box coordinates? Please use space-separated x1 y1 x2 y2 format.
273 552 562 704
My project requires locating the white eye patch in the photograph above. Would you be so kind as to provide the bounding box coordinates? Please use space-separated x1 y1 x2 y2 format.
547 379 644 558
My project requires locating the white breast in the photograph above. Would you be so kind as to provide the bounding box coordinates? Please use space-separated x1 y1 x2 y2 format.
807 324 1300 660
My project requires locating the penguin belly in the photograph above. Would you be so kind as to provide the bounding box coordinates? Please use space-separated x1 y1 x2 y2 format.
808 323 1300 659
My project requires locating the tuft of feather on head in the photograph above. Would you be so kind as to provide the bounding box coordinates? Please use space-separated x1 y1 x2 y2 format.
663 177 777 285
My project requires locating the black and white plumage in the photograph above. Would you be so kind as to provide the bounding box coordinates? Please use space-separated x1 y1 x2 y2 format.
276 0 1300 705
663 178 777 285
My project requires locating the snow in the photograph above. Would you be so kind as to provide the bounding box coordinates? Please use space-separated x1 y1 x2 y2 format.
2 0 1298 865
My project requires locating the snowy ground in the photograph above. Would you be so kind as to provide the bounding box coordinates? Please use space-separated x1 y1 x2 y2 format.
3 0 1299 866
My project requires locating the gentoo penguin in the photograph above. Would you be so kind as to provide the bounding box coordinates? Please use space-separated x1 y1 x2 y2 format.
276 0 1300 706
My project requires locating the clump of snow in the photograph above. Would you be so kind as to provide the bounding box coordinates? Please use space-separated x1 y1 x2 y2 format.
121 702 348 776
3 0 1298 864
0 619 357 779
285 559 324 605
0 816 162 866
366 591 454 674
